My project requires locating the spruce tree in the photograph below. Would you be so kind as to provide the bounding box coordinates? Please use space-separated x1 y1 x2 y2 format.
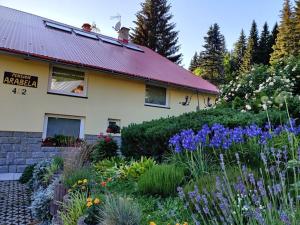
249 20 260 64
294 0 300 55
131 0 182 64
269 23 279 56
240 38 254 73
270 0 294 63
200 23 226 85
258 22 271 65
189 52 199 72
232 29 247 72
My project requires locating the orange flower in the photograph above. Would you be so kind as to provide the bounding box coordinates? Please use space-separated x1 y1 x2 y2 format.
86 201 93 207
94 198 101 204
101 181 107 187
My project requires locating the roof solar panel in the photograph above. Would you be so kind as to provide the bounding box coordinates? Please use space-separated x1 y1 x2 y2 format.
73 30 99 40
99 36 123 46
125 43 144 52
45 21 72 33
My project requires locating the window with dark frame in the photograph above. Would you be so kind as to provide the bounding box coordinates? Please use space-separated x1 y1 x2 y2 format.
145 84 167 106
49 67 86 96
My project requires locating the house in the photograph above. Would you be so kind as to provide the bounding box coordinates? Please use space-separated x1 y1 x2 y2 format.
0 5 218 173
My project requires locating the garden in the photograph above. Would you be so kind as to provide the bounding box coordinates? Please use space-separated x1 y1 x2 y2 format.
20 56 300 225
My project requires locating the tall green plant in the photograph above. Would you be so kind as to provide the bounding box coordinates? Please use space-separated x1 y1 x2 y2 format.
138 164 185 196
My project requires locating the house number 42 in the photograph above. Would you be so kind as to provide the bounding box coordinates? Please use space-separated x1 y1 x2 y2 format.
12 88 27 95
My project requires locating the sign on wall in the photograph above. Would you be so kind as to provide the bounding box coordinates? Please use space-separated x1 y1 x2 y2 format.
3 71 38 88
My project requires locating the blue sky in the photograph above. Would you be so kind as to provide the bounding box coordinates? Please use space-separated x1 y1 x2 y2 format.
0 0 283 68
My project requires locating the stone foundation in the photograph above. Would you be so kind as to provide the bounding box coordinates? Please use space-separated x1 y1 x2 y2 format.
0 131 122 173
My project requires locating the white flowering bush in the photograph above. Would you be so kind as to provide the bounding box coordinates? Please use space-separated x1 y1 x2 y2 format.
219 56 300 115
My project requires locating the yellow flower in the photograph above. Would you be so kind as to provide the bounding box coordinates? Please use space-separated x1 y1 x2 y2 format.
94 198 101 204
83 179 88 184
86 201 93 208
87 197 93 202
176 223 180 225
183 223 188 225
149 222 156 225
77 180 83 184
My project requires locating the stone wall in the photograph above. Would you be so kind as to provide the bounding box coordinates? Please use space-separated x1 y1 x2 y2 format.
0 131 122 173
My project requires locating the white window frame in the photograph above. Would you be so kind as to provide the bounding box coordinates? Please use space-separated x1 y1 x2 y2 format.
42 114 85 140
48 65 88 97
144 84 169 108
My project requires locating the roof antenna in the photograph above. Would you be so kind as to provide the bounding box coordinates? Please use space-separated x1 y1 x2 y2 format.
110 14 121 32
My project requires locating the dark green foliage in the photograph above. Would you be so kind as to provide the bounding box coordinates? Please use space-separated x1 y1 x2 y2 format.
121 107 286 159
92 136 118 162
189 52 199 72
232 29 247 72
63 166 96 188
19 164 36 184
257 22 272 65
249 20 260 64
200 23 226 85
138 164 185 196
131 0 182 64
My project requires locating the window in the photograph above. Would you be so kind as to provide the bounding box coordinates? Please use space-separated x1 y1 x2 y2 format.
73 29 99 40
49 66 87 97
99 36 123 46
107 119 121 134
145 84 168 107
45 21 72 33
43 115 84 139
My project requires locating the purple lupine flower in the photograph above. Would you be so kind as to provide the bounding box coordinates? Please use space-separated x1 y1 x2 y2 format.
248 173 255 185
234 178 247 195
279 211 291 225
253 208 265 225
257 179 266 197
272 183 282 196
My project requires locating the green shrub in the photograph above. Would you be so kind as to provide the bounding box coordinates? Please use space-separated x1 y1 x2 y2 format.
92 135 118 162
63 166 96 188
97 195 141 225
93 157 125 179
19 164 35 184
43 156 64 185
138 164 185 196
118 157 156 180
59 192 87 225
121 107 287 158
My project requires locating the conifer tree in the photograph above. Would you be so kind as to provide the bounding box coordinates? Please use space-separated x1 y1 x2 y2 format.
200 23 226 85
232 29 247 71
258 22 272 65
270 0 294 63
131 0 182 64
294 0 300 55
269 23 279 56
189 52 199 72
249 20 260 64
240 38 254 73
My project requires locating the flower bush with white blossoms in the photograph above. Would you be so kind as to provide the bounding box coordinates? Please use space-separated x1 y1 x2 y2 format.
219 56 300 114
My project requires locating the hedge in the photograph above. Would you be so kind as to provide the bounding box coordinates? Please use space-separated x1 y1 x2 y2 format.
121 107 288 159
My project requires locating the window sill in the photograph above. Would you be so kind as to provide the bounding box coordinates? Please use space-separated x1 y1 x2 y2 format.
47 91 88 99
144 103 170 109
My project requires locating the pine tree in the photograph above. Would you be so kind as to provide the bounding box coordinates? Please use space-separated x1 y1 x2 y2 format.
200 23 226 85
240 38 254 73
232 29 247 71
258 22 271 65
131 0 182 64
294 0 300 55
189 52 199 72
269 23 279 56
249 20 260 64
270 0 295 63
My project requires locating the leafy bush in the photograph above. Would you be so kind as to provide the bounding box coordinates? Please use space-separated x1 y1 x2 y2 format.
43 156 64 185
42 134 83 147
93 157 125 179
59 192 87 225
121 107 287 159
30 178 59 223
92 134 118 162
29 159 53 191
118 157 156 180
63 166 96 189
138 164 185 196
97 195 141 225
219 56 300 115
19 164 35 184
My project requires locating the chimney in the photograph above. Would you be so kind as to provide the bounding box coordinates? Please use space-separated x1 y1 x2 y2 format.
82 23 92 32
118 27 130 43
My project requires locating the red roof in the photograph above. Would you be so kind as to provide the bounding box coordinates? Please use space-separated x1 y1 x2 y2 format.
0 6 218 94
